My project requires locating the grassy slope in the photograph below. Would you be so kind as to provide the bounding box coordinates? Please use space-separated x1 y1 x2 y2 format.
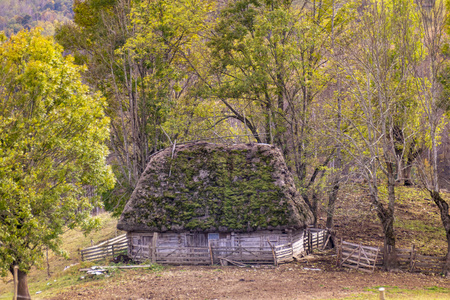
0 213 124 299
331 185 447 256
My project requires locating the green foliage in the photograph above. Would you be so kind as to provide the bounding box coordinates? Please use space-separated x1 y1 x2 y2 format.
0 29 115 276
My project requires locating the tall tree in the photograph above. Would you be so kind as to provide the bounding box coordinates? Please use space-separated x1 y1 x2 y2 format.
336 0 422 270
207 0 337 225
57 0 219 214
0 29 115 297
414 0 450 274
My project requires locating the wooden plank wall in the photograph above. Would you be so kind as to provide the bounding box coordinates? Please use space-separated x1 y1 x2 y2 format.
127 229 330 265
81 234 128 262
274 228 329 264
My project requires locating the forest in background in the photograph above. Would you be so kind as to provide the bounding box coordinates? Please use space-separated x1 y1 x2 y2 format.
0 0 73 36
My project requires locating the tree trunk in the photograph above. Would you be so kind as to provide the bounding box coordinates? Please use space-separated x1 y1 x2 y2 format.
446 231 450 276
10 267 31 300
404 143 420 186
326 180 339 229
301 193 317 228
403 158 413 186
383 161 398 270
381 214 397 270
371 190 398 271
312 192 319 227
430 190 450 275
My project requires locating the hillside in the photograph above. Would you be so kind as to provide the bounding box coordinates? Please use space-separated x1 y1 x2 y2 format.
0 185 449 299
0 0 72 36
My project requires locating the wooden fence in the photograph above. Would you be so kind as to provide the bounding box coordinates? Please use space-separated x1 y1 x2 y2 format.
338 241 446 274
81 234 128 262
274 228 330 265
397 246 446 274
337 241 380 273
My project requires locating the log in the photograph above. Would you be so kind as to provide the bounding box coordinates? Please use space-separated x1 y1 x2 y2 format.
341 263 374 273
79 265 153 271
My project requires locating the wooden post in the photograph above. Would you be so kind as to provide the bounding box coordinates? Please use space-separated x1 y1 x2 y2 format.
151 233 158 263
13 265 18 300
322 230 332 250
336 238 343 267
308 229 312 254
379 287 385 300
409 245 415 272
373 248 379 271
239 243 243 262
316 231 319 249
112 244 115 258
208 241 214 265
357 244 362 269
267 239 277 266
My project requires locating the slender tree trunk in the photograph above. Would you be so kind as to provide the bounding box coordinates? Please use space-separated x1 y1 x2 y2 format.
326 179 339 229
326 0 342 231
10 267 30 300
384 161 398 270
312 192 319 227
403 159 413 186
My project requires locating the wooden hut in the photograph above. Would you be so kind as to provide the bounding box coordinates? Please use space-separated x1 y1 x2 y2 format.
117 142 314 264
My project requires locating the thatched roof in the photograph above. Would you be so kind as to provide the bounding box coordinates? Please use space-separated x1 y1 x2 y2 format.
117 143 313 233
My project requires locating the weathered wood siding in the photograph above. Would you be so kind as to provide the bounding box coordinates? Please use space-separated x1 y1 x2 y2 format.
127 230 297 264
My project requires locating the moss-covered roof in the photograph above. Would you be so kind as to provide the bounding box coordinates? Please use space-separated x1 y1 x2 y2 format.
117 143 313 232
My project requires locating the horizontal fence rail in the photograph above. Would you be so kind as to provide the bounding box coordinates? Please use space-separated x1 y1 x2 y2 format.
338 241 446 274
274 228 330 265
81 234 127 262
396 245 446 274
337 241 380 273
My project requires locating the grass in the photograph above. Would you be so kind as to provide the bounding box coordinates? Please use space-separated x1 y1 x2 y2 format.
332 184 448 256
0 213 124 299
337 285 450 299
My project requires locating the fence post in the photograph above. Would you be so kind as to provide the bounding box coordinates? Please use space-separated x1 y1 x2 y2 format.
112 244 115 258
357 243 362 269
336 238 342 267
308 229 312 253
208 241 214 265
409 245 415 272
267 239 277 266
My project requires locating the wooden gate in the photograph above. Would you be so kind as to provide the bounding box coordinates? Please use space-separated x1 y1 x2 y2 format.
338 241 380 273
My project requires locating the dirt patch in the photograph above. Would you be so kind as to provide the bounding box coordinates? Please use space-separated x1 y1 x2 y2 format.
51 253 449 300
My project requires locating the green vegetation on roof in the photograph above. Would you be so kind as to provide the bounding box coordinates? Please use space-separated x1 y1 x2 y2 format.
118 143 312 232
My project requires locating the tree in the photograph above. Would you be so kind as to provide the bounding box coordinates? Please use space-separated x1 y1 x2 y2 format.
207 0 338 225
0 29 115 298
335 0 422 270
414 0 450 274
57 0 219 214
